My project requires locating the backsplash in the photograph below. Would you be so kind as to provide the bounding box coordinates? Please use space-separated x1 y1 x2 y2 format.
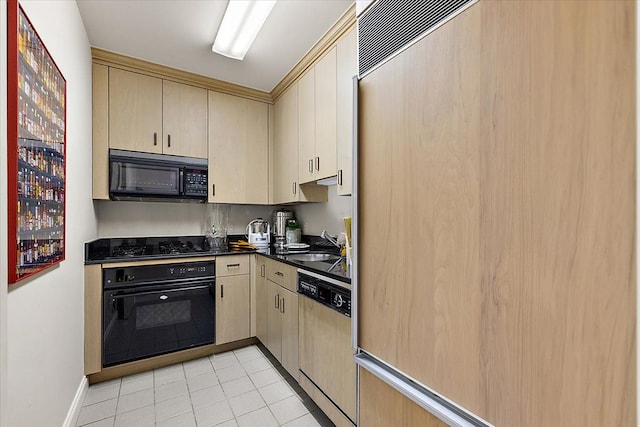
95 201 274 237
292 186 352 236
95 185 352 239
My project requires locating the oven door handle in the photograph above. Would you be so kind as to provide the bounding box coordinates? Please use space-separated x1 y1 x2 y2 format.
110 284 212 299
104 276 215 290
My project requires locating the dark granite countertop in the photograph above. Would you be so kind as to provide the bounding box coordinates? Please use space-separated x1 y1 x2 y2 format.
84 235 256 265
84 235 351 283
257 248 351 284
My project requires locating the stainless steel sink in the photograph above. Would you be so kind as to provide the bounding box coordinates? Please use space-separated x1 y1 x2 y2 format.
285 253 341 263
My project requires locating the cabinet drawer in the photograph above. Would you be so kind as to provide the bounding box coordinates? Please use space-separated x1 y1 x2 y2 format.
216 254 250 277
265 258 297 293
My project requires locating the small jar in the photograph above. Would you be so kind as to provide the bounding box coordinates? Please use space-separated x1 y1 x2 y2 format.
285 219 301 244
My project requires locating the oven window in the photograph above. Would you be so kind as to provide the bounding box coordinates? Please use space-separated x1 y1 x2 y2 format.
103 282 215 367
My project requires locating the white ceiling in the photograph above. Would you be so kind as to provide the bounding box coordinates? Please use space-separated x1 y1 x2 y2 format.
76 0 354 93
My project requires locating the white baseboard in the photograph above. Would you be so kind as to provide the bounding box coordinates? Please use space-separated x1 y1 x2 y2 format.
62 376 88 427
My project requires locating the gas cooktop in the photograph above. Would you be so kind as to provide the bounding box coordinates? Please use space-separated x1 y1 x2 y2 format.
84 235 248 263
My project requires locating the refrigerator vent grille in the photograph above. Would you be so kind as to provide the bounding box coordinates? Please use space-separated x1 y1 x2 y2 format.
358 0 474 76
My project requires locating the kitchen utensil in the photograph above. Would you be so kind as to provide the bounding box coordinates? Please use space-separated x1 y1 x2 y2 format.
272 209 293 248
206 224 227 251
246 218 270 248
285 218 301 244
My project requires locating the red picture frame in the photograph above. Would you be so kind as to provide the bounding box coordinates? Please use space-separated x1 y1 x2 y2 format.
7 0 67 284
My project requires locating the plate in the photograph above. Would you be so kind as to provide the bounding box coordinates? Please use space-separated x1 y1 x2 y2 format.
284 243 310 250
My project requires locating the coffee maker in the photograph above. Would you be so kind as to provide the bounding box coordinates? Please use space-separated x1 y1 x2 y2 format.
271 209 293 249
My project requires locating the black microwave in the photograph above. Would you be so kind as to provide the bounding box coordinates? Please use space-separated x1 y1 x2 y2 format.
109 149 208 202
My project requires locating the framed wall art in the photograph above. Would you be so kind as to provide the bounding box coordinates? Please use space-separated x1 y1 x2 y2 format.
7 0 66 284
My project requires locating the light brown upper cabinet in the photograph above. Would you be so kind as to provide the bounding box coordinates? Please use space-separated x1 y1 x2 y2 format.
108 68 207 158
162 80 208 158
109 68 163 154
336 27 357 196
274 84 300 203
273 85 327 204
298 47 337 184
208 91 269 204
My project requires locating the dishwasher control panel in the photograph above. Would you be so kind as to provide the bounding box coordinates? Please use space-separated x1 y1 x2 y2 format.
298 272 351 317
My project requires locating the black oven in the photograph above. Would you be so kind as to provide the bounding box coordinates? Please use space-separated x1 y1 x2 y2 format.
102 261 215 367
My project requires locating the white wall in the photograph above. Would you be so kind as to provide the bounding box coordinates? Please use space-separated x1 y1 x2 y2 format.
4 1 96 426
292 186 352 236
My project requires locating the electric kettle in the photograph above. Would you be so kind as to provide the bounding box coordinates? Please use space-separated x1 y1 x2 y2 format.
246 218 270 248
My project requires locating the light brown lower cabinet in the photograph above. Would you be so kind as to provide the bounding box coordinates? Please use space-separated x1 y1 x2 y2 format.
216 255 251 345
215 274 250 345
265 280 299 380
253 256 267 342
265 280 283 360
359 368 448 427
259 257 299 380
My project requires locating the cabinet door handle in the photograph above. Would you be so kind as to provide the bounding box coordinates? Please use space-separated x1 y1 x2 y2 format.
167 134 171 148
153 132 158 146
315 157 320 171
261 264 265 277
280 298 285 314
212 184 215 196
309 159 313 173
221 284 224 298
275 293 280 309
226 263 240 268
338 169 343 185
293 182 297 195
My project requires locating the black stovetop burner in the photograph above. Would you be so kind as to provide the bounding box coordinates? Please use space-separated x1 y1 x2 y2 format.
111 244 153 258
158 239 205 255
85 235 213 262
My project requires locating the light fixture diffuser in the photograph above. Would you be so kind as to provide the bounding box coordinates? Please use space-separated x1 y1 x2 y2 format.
212 0 277 60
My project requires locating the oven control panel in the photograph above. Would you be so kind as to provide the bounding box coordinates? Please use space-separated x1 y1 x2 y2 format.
298 272 351 317
103 260 215 289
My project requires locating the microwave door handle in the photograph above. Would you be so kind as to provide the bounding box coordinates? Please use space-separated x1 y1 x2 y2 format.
111 161 123 191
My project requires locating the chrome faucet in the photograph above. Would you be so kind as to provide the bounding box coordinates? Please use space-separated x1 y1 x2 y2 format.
320 230 341 248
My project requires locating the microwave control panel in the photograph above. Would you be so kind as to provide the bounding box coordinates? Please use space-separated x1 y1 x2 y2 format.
183 169 208 196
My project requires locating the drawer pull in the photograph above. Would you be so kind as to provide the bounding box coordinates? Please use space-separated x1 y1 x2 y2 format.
226 263 240 268
275 271 284 277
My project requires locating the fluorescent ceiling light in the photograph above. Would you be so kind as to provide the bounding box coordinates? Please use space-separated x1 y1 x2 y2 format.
212 0 277 60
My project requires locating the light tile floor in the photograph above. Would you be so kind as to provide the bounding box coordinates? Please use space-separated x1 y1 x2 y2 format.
76 345 334 427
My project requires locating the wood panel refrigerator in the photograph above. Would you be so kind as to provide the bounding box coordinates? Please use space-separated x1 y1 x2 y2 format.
354 1 636 426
